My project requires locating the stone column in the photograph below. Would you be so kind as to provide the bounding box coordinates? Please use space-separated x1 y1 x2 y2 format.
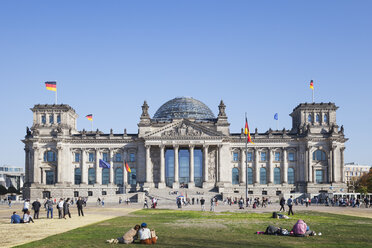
189 145 195 188
158 145 166 189
254 148 259 184
340 147 345 183
240 148 246 184
283 149 288 184
203 145 209 185
57 146 63 184
32 147 39 184
329 147 334 183
173 145 179 188
217 145 222 183
109 149 114 184
307 147 313 183
81 149 88 184
145 145 152 184
95 149 102 184
123 149 128 186
268 149 273 184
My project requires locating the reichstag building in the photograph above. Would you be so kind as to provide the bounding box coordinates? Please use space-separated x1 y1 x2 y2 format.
23 97 347 200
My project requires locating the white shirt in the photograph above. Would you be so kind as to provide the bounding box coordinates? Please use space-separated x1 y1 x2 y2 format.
23 213 31 222
138 228 151 240
24 201 29 209
58 201 64 208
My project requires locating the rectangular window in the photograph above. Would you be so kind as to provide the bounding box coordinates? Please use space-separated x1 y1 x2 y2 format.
102 153 108 162
233 152 239 162
88 191 93 196
74 191 79 197
46 171 55 185
316 170 323 184
115 153 122 162
130 153 135 162
261 152 267 162
57 114 61 124
49 115 54 124
89 152 95 162
288 152 295 161
275 152 280 162
41 115 46 124
247 152 253 162
75 153 80 162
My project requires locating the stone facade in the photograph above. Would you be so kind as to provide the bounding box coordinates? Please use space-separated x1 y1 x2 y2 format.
22 98 348 200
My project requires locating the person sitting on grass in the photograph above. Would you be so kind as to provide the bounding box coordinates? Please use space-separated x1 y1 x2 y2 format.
139 223 157 244
106 224 141 244
291 219 313 237
23 210 34 223
11 211 21 224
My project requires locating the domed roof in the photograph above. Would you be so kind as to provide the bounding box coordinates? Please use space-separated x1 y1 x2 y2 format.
153 97 215 120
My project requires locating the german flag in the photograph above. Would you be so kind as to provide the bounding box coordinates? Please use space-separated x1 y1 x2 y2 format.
125 161 131 173
244 117 254 144
310 80 314 90
86 114 93 121
45 81 57 91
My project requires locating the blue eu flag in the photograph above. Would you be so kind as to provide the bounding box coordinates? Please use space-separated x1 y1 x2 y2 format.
274 113 279 120
99 159 110 168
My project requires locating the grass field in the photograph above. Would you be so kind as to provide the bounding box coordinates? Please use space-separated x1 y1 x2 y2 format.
16 210 372 248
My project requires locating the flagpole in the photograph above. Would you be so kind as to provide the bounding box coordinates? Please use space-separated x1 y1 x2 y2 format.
312 88 315 103
55 89 58 105
276 119 278 130
91 119 93 132
245 112 248 203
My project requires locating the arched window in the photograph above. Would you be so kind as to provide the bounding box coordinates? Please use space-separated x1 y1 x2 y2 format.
232 168 239 185
74 168 81 185
313 150 327 161
288 168 295 184
102 168 109 185
115 167 123 186
88 168 95 185
247 167 253 184
316 114 320 123
41 115 46 124
114 153 122 162
324 114 328 124
274 167 281 184
128 168 137 185
260 168 267 184
308 114 312 123
44 151 56 162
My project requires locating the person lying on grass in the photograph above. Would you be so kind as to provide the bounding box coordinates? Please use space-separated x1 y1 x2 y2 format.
106 224 141 244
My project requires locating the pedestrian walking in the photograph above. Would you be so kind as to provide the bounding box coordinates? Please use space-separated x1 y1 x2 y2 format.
58 198 64 219
200 197 205 211
210 198 215 212
45 197 54 218
143 198 149 209
63 198 71 219
287 195 294 216
77 197 84 216
279 197 286 212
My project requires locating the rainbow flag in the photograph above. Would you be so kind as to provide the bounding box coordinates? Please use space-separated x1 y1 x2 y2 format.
125 161 131 173
86 114 93 121
45 81 57 91
310 80 314 90
244 117 254 144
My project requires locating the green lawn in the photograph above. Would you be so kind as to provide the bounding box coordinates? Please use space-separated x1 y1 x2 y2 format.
16 210 372 248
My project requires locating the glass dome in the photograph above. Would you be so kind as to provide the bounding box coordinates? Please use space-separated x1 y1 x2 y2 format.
153 97 215 121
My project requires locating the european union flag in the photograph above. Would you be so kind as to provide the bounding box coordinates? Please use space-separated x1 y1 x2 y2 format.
99 159 110 168
274 113 279 120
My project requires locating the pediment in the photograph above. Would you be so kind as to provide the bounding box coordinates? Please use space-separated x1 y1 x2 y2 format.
144 119 224 138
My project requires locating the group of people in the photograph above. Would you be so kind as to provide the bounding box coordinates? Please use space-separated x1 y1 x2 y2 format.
262 219 318 237
279 196 295 216
10 197 85 223
107 223 158 245
143 197 158 209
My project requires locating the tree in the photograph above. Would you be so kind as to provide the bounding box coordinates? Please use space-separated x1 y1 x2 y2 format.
0 185 7 195
355 168 372 193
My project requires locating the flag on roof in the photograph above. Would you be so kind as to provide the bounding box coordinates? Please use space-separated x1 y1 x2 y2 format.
310 80 314 90
244 117 254 144
86 114 93 121
45 81 57 91
274 113 278 120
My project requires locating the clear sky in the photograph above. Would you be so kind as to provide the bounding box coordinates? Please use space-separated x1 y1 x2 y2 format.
0 1 371 167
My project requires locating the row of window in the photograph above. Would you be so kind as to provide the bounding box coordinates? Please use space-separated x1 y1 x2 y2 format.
43 151 136 163
232 151 296 162
231 167 325 184
41 114 61 124
308 113 328 124
74 152 136 163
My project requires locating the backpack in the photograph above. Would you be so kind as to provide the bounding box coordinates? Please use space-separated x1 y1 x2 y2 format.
265 225 279 235
292 220 307 235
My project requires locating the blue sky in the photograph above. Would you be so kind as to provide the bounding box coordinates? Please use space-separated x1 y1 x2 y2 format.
0 1 371 166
